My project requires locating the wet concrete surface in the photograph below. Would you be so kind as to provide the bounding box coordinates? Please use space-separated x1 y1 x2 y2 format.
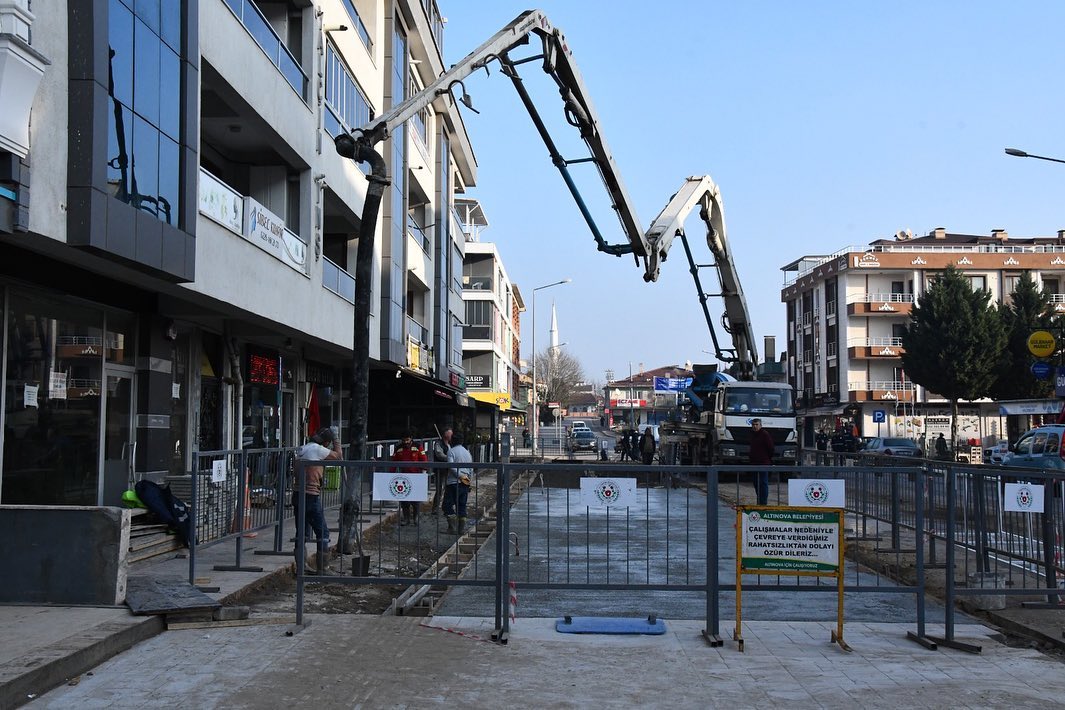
436 485 959 624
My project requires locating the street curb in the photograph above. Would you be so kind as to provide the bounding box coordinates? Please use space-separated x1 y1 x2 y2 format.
0 615 164 710
985 610 1065 651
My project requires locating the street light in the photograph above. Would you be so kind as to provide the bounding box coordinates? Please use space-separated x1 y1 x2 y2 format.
1004 147 1065 165
531 278 571 457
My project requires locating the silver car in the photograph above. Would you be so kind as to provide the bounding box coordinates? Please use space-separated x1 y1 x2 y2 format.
1001 426 1065 470
862 437 923 459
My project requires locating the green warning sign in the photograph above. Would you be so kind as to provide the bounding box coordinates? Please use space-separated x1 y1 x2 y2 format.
740 508 841 573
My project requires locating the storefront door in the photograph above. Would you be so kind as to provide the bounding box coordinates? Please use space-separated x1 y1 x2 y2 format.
100 369 135 506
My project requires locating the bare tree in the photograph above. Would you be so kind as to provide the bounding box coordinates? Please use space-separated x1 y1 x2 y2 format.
533 348 586 423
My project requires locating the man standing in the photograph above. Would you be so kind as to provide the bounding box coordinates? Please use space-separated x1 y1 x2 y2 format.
639 427 656 466
935 433 948 461
748 418 775 506
815 428 829 465
444 433 473 534
391 433 428 526
295 427 341 569
431 427 452 515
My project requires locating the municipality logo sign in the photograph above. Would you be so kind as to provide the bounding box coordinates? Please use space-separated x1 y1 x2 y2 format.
388 475 413 499
1015 485 1034 511
594 480 622 505
804 481 829 505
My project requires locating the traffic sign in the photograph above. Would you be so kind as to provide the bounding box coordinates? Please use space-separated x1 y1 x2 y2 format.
1028 331 1057 358
1056 368 1065 397
1031 361 1052 379
872 409 886 423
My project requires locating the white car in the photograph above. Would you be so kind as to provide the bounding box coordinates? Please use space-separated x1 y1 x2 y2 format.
569 421 591 434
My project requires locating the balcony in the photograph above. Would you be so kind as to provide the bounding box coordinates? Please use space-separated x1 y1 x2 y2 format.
0 0 48 158
406 316 433 374
463 275 493 291
847 293 914 317
322 257 355 304
1051 294 1065 313
407 215 431 253
339 0 372 52
462 324 491 341
222 0 308 100
847 337 904 359
847 381 915 402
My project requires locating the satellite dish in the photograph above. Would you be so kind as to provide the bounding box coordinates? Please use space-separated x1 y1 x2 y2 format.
895 228 914 241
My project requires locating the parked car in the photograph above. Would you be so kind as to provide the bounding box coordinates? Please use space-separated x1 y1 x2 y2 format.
569 430 598 453
1000 426 1065 470
862 437 923 459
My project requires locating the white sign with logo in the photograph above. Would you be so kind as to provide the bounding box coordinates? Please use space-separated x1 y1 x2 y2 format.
198 169 245 234
579 477 637 508
373 472 430 502
788 479 846 507
211 459 227 483
242 197 308 276
1004 483 1044 513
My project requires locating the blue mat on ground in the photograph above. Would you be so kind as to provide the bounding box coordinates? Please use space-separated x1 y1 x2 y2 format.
555 616 667 635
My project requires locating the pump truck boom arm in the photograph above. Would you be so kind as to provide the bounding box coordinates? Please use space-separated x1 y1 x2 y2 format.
646 176 759 378
345 10 653 274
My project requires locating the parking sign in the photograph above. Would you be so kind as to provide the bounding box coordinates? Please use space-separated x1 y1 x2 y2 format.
872 410 886 423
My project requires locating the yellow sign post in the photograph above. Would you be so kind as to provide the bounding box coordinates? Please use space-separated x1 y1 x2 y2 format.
734 506 850 652
1027 330 1057 358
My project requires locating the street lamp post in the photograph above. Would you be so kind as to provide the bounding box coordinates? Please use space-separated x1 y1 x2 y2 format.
531 278 571 457
1004 147 1065 165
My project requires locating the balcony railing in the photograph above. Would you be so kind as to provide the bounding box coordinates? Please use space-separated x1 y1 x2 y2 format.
406 315 429 346
407 215 431 252
463 275 493 291
849 293 915 304
422 0 444 53
826 300 837 316
340 0 373 52
462 324 491 340
826 342 837 358
848 381 916 392
223 0 308 100
847 337 903 347
322 257 355 304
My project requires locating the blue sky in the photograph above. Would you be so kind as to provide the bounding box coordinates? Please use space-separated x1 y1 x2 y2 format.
440 1 1065 383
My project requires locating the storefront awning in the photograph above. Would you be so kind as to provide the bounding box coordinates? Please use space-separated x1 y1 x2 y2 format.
469 391 511 410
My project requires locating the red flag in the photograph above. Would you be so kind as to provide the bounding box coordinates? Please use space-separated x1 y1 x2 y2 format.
307 384 321 436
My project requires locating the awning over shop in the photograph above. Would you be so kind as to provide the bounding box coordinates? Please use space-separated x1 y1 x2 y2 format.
998 400 1064 415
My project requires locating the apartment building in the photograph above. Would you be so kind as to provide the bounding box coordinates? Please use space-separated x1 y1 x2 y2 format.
781 227 1065 448
604 364 693 429
458 198 527 430
0 0 476 506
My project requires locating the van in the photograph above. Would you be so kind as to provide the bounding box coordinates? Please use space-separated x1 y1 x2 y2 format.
1001 425 1065 470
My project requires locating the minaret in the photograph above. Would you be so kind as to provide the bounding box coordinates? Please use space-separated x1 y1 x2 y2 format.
549 302 559 351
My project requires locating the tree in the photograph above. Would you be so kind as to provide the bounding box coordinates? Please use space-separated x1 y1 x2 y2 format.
989 271 1054 401
533 348 585 423
901 266 1006 449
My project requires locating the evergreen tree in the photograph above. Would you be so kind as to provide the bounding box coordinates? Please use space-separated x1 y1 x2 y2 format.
989 272 1053 401
901 266 1006 448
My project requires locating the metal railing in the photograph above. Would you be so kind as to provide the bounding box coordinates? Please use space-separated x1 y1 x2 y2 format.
322 257 356 304
848 293 915 304
223 0 308 100
847 336 904 347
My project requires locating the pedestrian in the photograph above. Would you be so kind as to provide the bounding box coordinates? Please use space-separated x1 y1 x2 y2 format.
639 427 656 466
391 432 427 526
295 427 341 569
619 429 632 461
748 418 775 505
935 433 948 461
522 427 531 448
815 428 829 465
444 433 473 534
431 427 452 515
630 428 641 460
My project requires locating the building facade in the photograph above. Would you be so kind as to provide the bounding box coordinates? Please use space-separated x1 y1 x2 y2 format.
603 364 693 429
781 227 1065 449
0 0 476 506
458 198 526 429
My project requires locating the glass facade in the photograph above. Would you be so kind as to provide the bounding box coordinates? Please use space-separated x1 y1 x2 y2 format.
383 20 408 354
2 293 134 505
107 0 182 225
324 42 373 137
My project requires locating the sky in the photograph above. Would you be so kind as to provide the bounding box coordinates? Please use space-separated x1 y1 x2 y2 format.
439 1 1065 384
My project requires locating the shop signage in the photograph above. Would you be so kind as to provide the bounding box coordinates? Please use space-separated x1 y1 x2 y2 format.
466 374 490 388
470 391 511 410
611 399 646 408
248 351 280 386
653 376 693 392
242 197 307 275
198 169 244 234
449 371 462 388
1031 361 1052 380
1028 331 1056 358
1058 367 1065 398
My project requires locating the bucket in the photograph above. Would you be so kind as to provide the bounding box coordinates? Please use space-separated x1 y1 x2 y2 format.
966 572 1006 610
351 554 371 576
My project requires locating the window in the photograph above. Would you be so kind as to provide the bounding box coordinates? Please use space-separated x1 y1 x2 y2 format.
1046 434 1060 455
324 42 374 136
107 0 182 225
1042 277 1060 295
966 275 987 292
